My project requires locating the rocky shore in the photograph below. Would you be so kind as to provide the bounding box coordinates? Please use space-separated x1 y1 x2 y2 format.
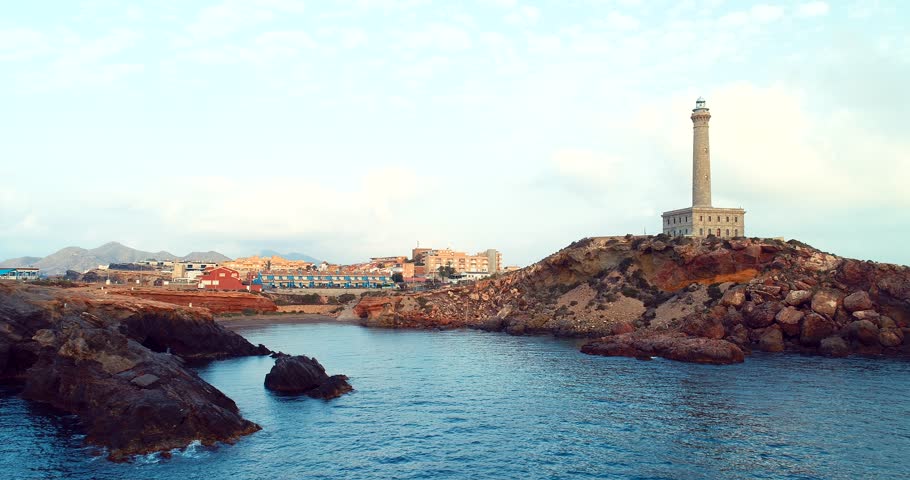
0 282 272 460
354 235 910 364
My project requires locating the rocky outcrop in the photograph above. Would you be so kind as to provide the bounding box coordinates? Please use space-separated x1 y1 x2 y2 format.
112 288 277 315
354 235 910 363
264 354 352 399
0 282 272 460
580 332 745 365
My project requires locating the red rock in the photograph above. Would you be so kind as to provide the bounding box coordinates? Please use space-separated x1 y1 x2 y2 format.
819 336 850 357
720 288 746 308
775 307 804 337
848 320 879 346
843 291 873 312
784 290 812 306
879 328 904 347
852 310 880 321
800 313 835 346
742 301 781 328
681 315 725 339
758 327 784 352
810 290 841 317
581 333 744 364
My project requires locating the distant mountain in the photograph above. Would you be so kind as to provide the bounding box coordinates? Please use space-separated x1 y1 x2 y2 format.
0 256 42 267
181 251 232 262
259 249 321 264
2 242 232 276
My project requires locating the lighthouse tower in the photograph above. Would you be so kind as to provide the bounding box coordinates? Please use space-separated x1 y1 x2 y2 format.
660 97 746 238
691 96 712 207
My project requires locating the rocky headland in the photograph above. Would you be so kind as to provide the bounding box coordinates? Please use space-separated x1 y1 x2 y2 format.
0 282 272 460
354 235 910 364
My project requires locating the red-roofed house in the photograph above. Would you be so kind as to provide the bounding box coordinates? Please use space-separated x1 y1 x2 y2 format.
198 266 244 291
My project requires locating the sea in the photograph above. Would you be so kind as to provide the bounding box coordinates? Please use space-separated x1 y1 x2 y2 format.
2 321 909 479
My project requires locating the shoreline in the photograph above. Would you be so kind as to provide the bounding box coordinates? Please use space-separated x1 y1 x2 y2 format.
216 313 360 329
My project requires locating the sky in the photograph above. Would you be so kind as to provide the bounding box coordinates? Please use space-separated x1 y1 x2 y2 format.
1 0 908 266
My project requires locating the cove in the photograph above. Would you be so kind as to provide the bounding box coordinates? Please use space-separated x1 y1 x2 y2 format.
2 321 909 479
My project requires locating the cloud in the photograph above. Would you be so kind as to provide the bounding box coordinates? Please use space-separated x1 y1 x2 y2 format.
601 12 640 31
397 24 472 51
0 28 50 61
719 4 784 26
796 1 830 17
505 5 541 27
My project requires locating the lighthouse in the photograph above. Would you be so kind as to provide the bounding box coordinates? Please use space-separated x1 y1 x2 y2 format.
661 97 746 238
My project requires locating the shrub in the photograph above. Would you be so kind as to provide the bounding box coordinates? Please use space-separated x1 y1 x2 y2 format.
707 283 723 301
337 293 357 304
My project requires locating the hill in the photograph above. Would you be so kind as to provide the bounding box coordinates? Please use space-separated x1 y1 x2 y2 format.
0 256 42 267
259 249 320 264
2 242 232 275
354 235 910 364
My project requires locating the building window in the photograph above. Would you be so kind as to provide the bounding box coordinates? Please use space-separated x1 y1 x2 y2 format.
708 216 712 221
726 229 730 236
735 229 739 236
699 228 703 235
735 216 738 222
699 216 703 221
716 228 721 236
726 216 729 222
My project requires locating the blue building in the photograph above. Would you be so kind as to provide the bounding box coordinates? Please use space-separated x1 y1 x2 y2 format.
0 267 39 281
261 272 389 289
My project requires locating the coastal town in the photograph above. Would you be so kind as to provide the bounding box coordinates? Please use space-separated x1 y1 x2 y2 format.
0 244 519 293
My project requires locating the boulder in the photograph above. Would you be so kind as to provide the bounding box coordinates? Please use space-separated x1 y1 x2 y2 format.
800 313 835 346
725 324 749 347
785 290 813 307
879 316 897 329
758 327 784 352
852 310 880 321
879 328 904 347
819 336 850 357
775 307 804 337
848 320 880 346
810 290 840 317
720 288 746 308
264 355 352 399
843 291 873 312
742 301 781 329
681 315 725 340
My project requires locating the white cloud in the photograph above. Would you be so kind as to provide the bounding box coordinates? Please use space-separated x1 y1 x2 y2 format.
602 11 640 30
0 28 50 61
797 1 830 17
505 5 541 27
398 24 472 51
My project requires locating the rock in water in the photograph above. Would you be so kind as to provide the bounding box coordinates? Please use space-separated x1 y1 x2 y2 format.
264 355 352 399
0 282 271 461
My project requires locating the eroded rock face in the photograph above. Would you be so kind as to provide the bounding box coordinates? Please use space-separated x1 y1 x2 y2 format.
351 235 910 363
581 332 744 365
264 354 352 399
0 282 271 460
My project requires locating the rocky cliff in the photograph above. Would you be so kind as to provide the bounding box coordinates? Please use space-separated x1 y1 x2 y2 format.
112 288 277 314
0 282 271 460
354 235 910 364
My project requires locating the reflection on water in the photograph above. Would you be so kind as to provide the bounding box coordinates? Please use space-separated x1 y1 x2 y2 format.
2 323 909 479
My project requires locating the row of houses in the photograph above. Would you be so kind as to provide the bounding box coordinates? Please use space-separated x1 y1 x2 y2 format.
197 266 392 291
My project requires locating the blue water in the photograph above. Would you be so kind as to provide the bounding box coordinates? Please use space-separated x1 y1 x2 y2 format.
2 322 910 479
